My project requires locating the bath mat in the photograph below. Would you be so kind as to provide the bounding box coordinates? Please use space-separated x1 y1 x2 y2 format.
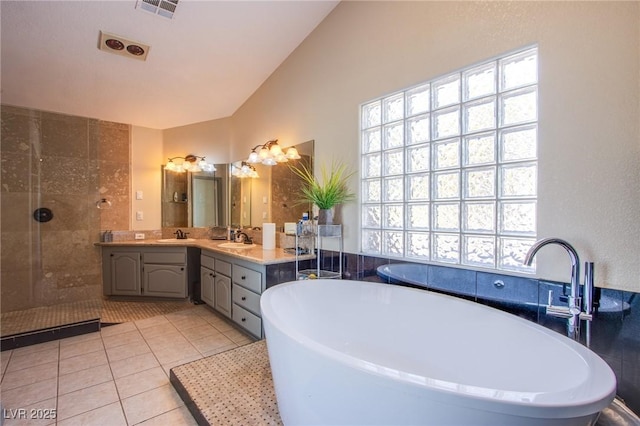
170 339 282 425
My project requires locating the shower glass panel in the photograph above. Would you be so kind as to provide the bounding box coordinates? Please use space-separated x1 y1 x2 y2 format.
0 106 129 341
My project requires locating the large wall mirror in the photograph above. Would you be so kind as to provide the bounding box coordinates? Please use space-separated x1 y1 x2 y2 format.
161 140 314 231
230 140 314 230
162 164 229 227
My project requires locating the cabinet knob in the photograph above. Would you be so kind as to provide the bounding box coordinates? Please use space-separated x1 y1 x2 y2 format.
241 317 246 322
241 275 246 280
209 273 214 277
181 267 184 271
241 296 246 301
110 254 114 257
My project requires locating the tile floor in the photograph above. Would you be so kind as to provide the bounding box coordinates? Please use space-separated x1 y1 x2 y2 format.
1 305 255 425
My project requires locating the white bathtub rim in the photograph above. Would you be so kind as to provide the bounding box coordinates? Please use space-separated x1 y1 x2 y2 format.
261 279 617 419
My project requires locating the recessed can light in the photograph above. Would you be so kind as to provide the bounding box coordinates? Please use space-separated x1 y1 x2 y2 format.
126 45 145 56
105 39 124 50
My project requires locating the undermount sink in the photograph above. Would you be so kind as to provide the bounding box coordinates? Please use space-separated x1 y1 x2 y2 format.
218 242 256 249
156 238 197 243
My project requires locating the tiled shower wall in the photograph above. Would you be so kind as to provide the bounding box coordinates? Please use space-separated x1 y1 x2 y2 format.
1 105 130 313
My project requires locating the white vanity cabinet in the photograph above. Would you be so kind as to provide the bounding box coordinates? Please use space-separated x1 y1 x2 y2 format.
102 247 192 299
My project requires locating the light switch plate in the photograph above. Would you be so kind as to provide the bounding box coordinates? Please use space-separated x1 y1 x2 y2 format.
136 211 143 221
134 233 145 240
136 190 143 200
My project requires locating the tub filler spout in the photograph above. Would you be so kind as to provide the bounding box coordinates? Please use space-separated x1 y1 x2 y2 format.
524 238 593 338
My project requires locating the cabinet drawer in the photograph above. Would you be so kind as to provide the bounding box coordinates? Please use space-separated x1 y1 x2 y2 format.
201 254 215 270
232 304 262 339
144 252 185 264
232 264 262 293
215 259 232 276
232 284 260 315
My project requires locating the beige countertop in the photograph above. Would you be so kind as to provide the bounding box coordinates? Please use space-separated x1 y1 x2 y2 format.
95 238 315 266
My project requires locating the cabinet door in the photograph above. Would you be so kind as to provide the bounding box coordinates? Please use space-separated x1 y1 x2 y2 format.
143 264 187 298
200 267 215 307
214 274 232 318
111 252 141 296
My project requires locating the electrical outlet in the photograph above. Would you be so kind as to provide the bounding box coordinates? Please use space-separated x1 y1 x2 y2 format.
136 211 143 221
134 233 145 240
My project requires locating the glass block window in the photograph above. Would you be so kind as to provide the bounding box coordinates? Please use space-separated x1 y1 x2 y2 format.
360 47 538 273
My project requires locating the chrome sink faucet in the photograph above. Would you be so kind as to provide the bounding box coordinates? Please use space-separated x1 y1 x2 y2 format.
235 231 252 244
524 238 593 337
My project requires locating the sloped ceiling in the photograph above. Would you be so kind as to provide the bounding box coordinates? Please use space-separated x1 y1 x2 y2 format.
0 0 338 129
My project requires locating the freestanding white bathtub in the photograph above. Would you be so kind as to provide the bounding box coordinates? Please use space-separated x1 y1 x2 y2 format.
261 279 616 426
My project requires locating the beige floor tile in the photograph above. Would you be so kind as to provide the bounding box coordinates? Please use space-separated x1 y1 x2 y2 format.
102 329 145 349
1 360 58 391
11 340 59 356
134 314 171 330
208 317 236 332
200 343 238 358
1 397 57 426
115 366 170 399
56 401 127 426
105 340 151 363
138 322 179 339
144 331 190 352
100 321 137 337
122 384 184 425
190 333 235 354
59 338 104 360
222 327 254 344
1 349 11 379
161 352 204 376
6 347 59 372
109 352 160 379
138 406 198 426
179 323 222 342
58 363 113 395
56 381 119 421
58 331 101 347
152 343 200 365
58 350 109 376
1 377 58 408
167 315 209 331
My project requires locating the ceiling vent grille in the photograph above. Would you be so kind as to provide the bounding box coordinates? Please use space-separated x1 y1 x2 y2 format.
99 31 151 61
136 0 179 19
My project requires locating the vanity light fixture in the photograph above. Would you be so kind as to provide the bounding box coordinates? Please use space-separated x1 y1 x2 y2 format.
246 139 301 166
165 155 216 173
232 162 259 179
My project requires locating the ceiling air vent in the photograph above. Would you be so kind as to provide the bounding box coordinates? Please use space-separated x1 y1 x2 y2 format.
136 0 179 19
99 31 151 61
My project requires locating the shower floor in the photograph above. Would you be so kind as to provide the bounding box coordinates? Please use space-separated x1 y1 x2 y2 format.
1 298 195 338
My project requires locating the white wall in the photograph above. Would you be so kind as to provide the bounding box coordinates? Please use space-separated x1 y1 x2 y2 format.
131 126 164 230
163 117 233 165
229 1 640 291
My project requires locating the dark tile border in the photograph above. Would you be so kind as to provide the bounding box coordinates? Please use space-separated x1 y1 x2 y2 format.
1 319 100 351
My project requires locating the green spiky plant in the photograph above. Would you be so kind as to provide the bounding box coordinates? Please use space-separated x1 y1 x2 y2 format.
289 160 356 209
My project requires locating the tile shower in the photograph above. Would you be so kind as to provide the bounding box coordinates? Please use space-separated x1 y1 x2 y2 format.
1 105 131 336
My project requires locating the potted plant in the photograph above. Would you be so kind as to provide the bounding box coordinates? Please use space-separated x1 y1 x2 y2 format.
290 160 356 226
